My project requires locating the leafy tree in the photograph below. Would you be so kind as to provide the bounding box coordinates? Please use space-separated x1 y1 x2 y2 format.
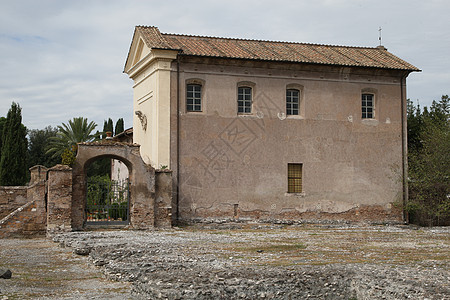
0 102 28 186
407 95 450 226
27 126 59 168
87 157 111 178
47 117 99 165
115 118 124 135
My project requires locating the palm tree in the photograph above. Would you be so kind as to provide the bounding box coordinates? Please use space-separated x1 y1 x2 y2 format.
47 117 99 161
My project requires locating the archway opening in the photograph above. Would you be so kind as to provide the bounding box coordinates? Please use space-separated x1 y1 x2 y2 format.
85 155 131 225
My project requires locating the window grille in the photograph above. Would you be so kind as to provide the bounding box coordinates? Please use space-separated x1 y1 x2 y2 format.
288 163 303 193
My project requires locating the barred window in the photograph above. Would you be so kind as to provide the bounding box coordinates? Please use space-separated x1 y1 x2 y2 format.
288 163 303 193
362 94 374 119
238 87 252 114
187 84 202 112
286 89 300 115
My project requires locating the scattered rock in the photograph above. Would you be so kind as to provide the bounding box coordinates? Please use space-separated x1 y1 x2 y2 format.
0 269 12 279
74 247 91 256
50 225 450 300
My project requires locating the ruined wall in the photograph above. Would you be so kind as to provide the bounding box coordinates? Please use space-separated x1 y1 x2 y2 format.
155 170 173 228
170 58 404 224
0 166 48 237
0 186 28 220
47 164 72 235
72 143 167 230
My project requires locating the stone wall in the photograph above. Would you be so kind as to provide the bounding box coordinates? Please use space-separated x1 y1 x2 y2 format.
1 154 173 237
46 164 73 235
0 170 47 238
155 169 173 228
72 142 168 230
0 186 28 220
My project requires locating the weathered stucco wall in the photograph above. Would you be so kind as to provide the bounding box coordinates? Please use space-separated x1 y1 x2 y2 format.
131 49 178 168
169 58 404 223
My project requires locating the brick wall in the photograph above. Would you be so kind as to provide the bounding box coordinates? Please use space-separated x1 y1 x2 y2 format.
155 169 173 228
0 186 28 220
46 164 72 236
0 181 46 238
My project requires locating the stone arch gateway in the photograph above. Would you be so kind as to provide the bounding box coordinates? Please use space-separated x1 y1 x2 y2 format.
72 142 171 230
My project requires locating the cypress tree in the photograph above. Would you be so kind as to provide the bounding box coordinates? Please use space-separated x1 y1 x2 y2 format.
114 118 124 135
102 118 114 138
107 118 113 135
0 117 6 159
102 120 108 139
0 102 28 186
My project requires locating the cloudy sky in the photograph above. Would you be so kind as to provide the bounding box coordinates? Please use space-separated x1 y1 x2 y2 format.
0 0 448 130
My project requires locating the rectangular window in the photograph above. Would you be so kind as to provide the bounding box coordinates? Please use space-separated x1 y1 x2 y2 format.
286 89 299 115
187 84 202 112
362 94 374 119
238 87 252 114
288 163 303 193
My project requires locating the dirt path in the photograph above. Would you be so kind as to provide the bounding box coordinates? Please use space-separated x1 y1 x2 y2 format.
0 237 131 299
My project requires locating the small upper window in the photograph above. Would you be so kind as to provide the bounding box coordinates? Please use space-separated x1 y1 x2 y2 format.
286 89 300 115
238 87 252 114
362 94 374 119
187 84 202 112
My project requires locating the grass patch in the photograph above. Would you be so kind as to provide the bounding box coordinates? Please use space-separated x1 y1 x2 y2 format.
235 243 307 253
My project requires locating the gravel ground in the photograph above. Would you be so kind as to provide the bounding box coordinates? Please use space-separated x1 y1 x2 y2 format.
0 238 131 299
1 223 449 299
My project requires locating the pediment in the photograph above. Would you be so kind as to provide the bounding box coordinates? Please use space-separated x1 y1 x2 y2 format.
124 30 152 74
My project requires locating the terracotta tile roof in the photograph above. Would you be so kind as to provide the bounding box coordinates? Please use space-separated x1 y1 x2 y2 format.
136 26 419 71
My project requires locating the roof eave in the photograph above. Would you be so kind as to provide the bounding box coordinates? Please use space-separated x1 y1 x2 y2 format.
177 53 420 72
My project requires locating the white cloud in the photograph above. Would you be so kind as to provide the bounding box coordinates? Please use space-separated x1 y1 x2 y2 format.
0 0 448 130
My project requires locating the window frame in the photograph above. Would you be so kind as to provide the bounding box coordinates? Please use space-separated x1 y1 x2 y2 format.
288 163 303 193
361 93 374 119
185 79 205 113
286 89 300 116
286 83 304 118
237 86 252 114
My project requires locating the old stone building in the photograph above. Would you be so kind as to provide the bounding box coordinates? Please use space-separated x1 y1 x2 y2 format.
123 26 419 224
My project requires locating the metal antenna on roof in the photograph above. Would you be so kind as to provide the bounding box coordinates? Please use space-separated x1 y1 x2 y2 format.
378 27 382 46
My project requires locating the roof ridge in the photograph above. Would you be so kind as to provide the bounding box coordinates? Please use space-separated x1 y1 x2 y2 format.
129 26 419 72
162 32 378 50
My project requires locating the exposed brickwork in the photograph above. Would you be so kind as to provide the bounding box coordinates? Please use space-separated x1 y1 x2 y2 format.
0 181 46 238
46 164 73 236
181 204 403 225
72 143 169 230
155 170 173 228
0 186 27 219
1 157 173 237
